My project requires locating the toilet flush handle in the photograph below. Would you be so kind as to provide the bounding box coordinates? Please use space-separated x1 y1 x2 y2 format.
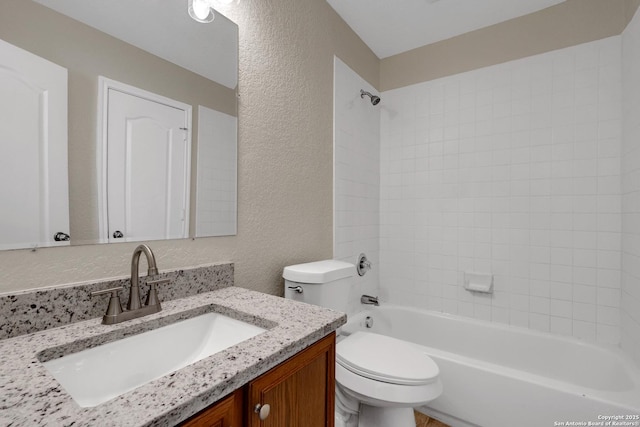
288 285 303 294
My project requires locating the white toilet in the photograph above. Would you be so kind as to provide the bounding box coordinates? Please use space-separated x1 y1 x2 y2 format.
283 260 442 427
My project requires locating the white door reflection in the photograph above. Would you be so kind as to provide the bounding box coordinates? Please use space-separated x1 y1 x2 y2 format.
0 39 69 250
99 78 191 243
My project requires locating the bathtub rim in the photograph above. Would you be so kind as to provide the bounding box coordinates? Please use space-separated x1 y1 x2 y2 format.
344 304 640 394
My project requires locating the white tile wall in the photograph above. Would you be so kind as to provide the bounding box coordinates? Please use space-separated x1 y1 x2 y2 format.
195 106 237 237
621 8 640 367
333 57 380 315
379 37 623 345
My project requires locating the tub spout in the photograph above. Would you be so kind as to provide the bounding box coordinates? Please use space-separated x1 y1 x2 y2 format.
361 295 379 306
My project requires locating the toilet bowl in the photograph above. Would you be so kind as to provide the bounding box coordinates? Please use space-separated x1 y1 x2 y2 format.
336 331 442 427
283 260 443 427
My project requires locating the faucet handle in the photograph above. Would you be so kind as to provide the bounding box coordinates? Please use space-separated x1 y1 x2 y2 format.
145 279 169 307
357 253 372 276
91 286 124 322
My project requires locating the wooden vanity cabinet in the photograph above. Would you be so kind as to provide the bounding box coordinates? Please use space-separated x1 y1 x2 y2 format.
180 389 243 427
179 333 335 427
246 332 335 427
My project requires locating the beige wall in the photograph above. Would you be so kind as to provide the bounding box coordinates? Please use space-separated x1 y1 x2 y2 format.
381 0 640 91
0 0 378 295
4 0 635 297
0 0 237 244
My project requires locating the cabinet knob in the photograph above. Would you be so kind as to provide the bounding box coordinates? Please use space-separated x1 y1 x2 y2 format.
254 403 270 420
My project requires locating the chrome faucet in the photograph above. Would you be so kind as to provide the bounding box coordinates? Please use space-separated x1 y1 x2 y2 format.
129 244 159 310
361 294 379 306
91 244 169 325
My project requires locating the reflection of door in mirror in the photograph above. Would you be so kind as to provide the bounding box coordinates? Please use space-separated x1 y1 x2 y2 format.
0 39 70 250
98 78 191 243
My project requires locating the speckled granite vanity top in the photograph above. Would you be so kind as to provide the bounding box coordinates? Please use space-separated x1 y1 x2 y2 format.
0 285 346 426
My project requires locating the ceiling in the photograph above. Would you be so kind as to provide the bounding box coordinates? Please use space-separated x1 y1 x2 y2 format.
326 0 566 59
33 0 238 89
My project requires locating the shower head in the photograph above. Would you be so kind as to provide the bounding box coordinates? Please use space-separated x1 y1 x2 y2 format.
360 89 381 106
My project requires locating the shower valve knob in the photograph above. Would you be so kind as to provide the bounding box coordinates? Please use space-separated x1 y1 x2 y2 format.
357 253 372 276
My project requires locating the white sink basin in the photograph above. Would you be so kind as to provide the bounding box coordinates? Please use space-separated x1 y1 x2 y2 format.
42 312 266 407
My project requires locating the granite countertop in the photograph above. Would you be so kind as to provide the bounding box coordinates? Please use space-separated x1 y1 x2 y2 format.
0 286 346 427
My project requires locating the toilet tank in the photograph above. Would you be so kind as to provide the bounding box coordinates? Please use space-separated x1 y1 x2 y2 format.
283 260 356 313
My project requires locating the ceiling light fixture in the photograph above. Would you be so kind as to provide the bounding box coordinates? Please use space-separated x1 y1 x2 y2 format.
188 0 215 23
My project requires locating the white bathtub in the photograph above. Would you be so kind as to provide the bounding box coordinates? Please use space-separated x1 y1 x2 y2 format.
341 306 640 427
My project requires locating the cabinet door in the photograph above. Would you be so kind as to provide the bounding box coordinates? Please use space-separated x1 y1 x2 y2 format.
247 333 336 427
180 389 242 427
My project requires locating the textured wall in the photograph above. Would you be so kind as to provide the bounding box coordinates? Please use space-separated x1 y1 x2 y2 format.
0 0 379 295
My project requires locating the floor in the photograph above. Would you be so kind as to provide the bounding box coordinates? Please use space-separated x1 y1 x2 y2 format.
415 411 451 427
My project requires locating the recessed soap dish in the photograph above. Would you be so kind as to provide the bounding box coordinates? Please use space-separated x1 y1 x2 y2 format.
464 272 493 293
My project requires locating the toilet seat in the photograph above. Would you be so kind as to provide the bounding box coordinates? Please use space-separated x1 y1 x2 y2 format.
335 332 443 409
336 332 439 386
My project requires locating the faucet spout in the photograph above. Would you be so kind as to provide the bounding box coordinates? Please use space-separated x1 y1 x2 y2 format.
129 244 158 310
361 294 379 306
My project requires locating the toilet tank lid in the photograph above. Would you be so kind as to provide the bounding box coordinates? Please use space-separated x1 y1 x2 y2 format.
283 260 356 284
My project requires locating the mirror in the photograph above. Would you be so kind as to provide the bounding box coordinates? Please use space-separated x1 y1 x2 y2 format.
0 0 238 248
